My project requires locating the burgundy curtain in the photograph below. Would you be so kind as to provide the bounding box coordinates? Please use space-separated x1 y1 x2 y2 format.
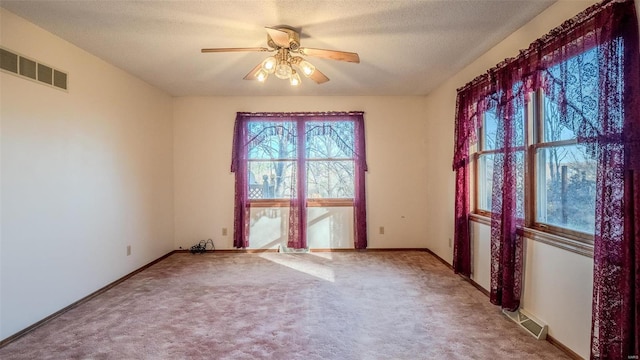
231 113 250 248
452 0 639 356
489 76 526 312
353 113 368 249
231 112 368 250
587 2 639 358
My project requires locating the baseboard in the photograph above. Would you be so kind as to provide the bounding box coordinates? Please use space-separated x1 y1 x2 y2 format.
422 248 454 270
546 335 584 360
175 248 431 253
0 250 176 349
308 248 363 252
466 276 491 297
174 249 279 253
423 248 584 360
362 248 431 252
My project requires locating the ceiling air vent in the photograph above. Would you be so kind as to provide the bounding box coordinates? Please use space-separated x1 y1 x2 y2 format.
0 47 19 73
0 46 68 91
37 63 53 84
19 56 36 80
53 70 67 89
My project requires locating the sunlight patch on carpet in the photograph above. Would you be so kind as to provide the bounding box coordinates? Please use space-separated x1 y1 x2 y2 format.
258 253 336 282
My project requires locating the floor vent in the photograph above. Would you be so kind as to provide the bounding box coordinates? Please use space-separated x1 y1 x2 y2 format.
279 245 309 253
503 309 548 340
0 46 68 91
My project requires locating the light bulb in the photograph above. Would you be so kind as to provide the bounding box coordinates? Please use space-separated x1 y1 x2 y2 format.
290 71 301 86
256 69 269 82
275 62 293 79
299 60 315 77
261 56 276 74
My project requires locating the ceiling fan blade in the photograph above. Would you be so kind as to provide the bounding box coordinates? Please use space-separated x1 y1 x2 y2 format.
243 63 263 80
201 47 270 53
265 27 290 48
309 68 330 84
299 48 360 63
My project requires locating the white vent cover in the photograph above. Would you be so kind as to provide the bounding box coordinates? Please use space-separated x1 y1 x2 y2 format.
0 46 68 91
279 245 309 253
503 309 548 340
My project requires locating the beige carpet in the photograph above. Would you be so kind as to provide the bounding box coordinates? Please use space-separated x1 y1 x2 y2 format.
0 251 570 359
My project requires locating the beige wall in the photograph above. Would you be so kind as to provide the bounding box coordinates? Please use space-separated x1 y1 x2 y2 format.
173 96 429 250
424 1 599 358
2 0 637 355
0 9 174 340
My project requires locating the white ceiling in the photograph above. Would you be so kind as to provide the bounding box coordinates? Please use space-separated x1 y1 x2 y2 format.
0 0 556 97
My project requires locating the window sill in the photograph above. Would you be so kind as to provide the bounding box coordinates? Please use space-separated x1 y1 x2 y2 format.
469 213 593 258
249 199 354 208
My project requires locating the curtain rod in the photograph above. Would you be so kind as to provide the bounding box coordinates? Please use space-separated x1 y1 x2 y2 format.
237 111 364 117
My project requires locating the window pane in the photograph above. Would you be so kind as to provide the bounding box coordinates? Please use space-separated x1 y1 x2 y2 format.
543 95 579 142
511 83 527 148
247 121 297 160
544 46 600 142
536 145 596 233
478 154 493 211
483 106 525 150
306 121 355 159
514 150 526 220
483 110 499 151
477 152 525 217
307 161 354 198
249 207 289 249
489 151 526 219
248 161 296 199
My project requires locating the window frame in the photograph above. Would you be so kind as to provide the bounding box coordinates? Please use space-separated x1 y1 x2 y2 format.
473 108 527 220
473 89 595 245
245 119 357 209
529 90 595 244
474 125 500 218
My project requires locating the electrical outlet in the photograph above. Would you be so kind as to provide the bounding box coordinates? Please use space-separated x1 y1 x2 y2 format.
222 227 228 236
126 245 131 256
379 226 385 235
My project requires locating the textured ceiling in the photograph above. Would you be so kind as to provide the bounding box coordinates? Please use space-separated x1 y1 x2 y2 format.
0 0 556 96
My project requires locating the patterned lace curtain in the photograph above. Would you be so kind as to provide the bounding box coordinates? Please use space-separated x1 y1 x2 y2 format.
453 0 639 357
231 112 368 250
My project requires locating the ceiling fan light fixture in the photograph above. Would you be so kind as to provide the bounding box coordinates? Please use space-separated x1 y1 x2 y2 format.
203 26 359 86
290 71 301 86
256 68 269 82
298 60 315 77
275 62 293 80
261 56 276 74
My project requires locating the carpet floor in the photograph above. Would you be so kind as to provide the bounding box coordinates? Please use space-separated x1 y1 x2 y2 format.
0 251 570 359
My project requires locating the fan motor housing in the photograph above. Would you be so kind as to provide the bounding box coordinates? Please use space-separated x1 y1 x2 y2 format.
267 27 300 51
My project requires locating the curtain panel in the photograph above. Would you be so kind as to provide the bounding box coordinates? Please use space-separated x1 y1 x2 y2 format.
231 111 368 250
452 0 639 357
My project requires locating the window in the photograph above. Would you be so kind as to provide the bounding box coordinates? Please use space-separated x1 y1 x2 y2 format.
473 50 599 243
231 112 367 250
533 93 597 236
246 121 297 202
476 95 526 220
305 121 355 204
476 109 498 213
245 120 356 205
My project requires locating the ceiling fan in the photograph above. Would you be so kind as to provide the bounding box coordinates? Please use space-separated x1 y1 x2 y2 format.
201 26 360 86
